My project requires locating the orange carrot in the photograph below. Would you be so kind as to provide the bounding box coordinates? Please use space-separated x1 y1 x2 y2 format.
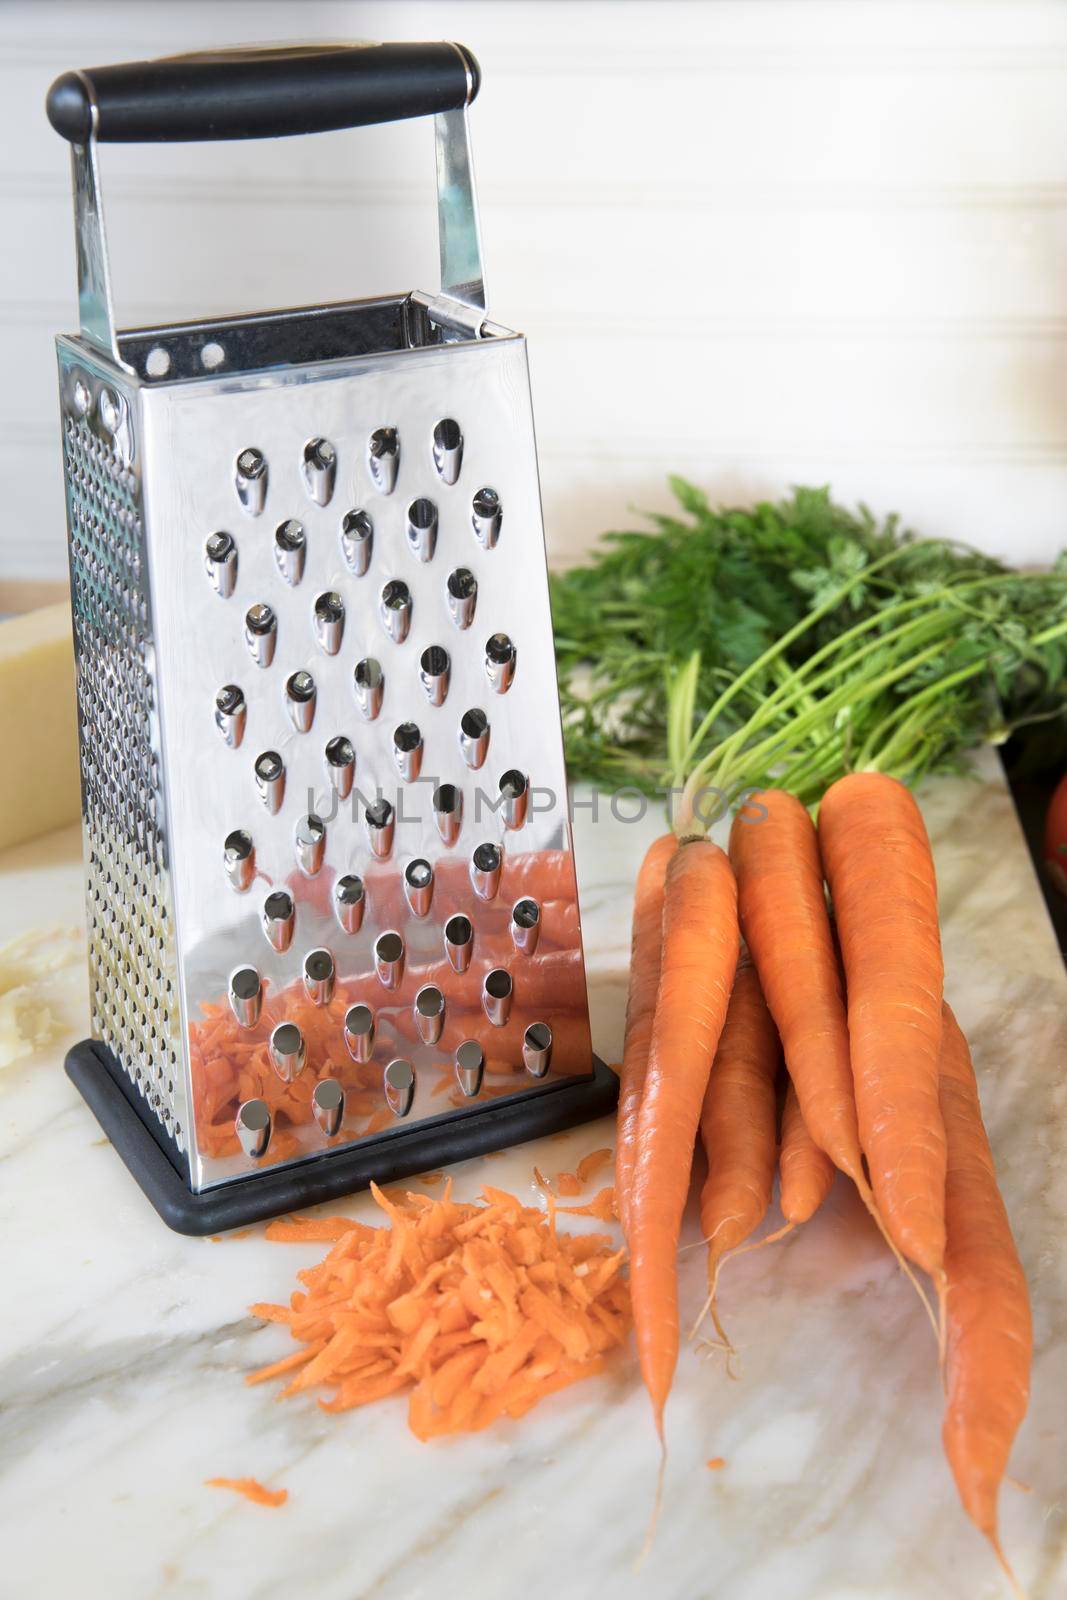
939 1004 1031 1582
205 1477 288 1508
629 838 739 1437
729 790 866 1184
615 834 677 1237
779 1079 835 1224
818 773 947 1279
697 955 779 1289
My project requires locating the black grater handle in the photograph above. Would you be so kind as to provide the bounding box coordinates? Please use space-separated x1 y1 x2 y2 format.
46 41 479 144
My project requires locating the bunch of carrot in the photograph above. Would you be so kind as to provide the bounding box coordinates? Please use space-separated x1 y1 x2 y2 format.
616 771 1032 1582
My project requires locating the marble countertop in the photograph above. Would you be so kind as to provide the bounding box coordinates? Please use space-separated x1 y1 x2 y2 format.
1 748 1064 1600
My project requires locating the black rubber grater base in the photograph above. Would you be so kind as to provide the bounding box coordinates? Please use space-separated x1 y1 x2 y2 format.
65 1039 619 1236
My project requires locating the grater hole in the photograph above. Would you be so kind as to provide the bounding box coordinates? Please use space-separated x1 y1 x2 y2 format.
416 984 444 1018
434 418 462 451
231 965 260 1001
526 1022 551 1050
448 568 477 599
367 798 393 830
326 735 354 770
485 969 512 1000
274 519 306 585
514 898 540 929
224 828 253 861
287 669 316 703
486 632 514 664
264 889 294 920
305 948 334 983
200 342 225 371
394 721 421 753
305 437 336 471
206 530 235 561
445 915 472 946
145 346 170 378
315 591 344 623
406 858 433 888
500 769 527 799
422 645 449 676
216 684 244 715
473 842 502 872
434 784 461 816
408 497 436 529
336 874 365 906
246 603 276 636
255 750 283 782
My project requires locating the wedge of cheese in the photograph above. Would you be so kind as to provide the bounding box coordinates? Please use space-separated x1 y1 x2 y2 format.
0 601 81 850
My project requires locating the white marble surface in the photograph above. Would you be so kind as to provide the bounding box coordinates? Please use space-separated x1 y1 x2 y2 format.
1 748 1064 1600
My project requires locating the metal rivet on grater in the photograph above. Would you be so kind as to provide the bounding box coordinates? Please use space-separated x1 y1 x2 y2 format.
444 914 473 973
98 386 121 434
325 735 355 799
235 1098 271 1157
285 670 317 732
235 447 268 515
254 749 285 813
294 812 326 876
340 508 374 576
523 1022 553 1078
335 873 365 933
229 965 262 1027
392 721 423 781
414 984 445 1044
446 567 477 630
245 603 277 668
459 707 489 769
368 427 399 495
223 828 255 892
432 418 463 485
406 498 437 563
511 898 541 955
420 645 450 706
215 684 246 748
499 769 529 830
383 1058 415 1117
471 487 502 549
471 841 502 901
262 889 295 952
269 1020 306 1082
365 797 394 859
404 858 434 917
354 657 384 720
343 1003 375 1062
433 783 462 845
485 633 516 694
482 968 513 1027
375 931 405 989
313 591 345 655
205 531 237 597
274 520 306 586
380 579 412 644
302 437 337 506
455 1039 484 1098
303 947 335 1006
312 1078 345 1137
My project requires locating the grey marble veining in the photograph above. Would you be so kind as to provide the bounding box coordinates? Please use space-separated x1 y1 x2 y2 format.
0 748 1064 1600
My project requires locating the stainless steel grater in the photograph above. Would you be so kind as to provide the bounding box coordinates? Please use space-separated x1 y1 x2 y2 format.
48 41 615 1233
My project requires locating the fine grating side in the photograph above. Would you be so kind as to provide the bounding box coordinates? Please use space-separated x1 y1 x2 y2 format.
61 365 187 1159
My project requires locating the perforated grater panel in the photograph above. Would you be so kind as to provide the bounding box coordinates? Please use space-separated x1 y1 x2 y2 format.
60 351 188 1161
137 327 593 1192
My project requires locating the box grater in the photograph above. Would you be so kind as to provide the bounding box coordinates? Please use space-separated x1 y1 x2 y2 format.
47 41 615 1233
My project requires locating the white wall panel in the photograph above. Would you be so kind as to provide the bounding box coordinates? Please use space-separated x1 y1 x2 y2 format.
1 0 1065 581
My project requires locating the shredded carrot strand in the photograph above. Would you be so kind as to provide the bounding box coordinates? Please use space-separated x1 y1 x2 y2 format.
205 1477 288 1508
245 1184 630 1439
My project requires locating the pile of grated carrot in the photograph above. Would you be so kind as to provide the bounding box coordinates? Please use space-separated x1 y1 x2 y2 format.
247 1180 629 1440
